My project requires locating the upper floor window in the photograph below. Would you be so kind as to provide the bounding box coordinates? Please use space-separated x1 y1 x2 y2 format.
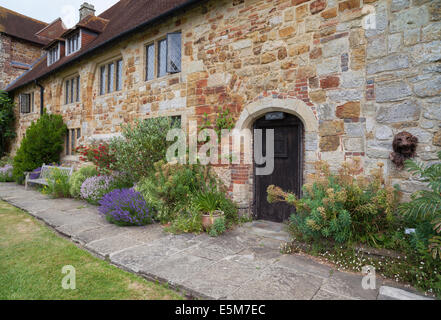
47 45 60 66
19 92 34 114
65 75 80 104
66 32 81 56
145 32 181 81
99 58 123 95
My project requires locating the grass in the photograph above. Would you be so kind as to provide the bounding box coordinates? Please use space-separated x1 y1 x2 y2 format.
0 201 184 300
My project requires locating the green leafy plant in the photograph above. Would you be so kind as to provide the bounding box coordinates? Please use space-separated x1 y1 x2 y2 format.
42 168 71 198
69 166 98 198
135 161 218 223
0 91 16 158
0 155 13 167
268 160 400 245
399 151 441 260
199 107 235 139
165 210 204 235
109 117 180 182
209 217 227 237
13 113 67 184
193 191 224 214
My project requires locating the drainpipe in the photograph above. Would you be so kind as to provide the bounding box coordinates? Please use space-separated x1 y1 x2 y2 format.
35 81 44 115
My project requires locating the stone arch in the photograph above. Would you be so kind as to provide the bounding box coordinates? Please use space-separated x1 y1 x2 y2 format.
235 96 319 133
231 96 320 216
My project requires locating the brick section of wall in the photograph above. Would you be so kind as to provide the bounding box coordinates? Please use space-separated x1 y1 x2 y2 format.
0 34 44 89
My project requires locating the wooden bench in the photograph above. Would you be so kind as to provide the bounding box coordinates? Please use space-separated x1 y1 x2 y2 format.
25 164 73 190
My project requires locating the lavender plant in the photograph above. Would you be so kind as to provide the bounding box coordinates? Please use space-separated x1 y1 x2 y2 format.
98 188 152 226
0 164 13 182
80 175 115 204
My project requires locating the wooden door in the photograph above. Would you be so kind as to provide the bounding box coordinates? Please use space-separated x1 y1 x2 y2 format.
254 113 303 223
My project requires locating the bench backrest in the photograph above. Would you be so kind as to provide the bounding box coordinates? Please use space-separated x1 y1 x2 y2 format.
40 165 73 180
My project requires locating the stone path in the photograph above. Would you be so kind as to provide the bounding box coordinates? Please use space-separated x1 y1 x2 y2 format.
0 183 432 300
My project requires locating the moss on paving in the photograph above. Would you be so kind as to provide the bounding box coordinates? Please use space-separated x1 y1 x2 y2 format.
0 201 184 300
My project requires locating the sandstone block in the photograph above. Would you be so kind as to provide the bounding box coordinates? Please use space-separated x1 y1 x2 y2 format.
320 76 340 89
320 136 341 152
339 0 360 12
279 26 296 38
336 102 360 119
319 120 345 136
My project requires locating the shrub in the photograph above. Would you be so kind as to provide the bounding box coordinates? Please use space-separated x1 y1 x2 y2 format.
0 91 16 157
109 117 180 181
399 151 441 260
98 189 152 226
69 166 98 198
135 161 219 223
209 217 227 237
0 164 13 182
165 210 204 235
0 155 13 167
268 160 400 246
42 168 71 198
13 113 67 184
80 175 115 205
76 142 116 175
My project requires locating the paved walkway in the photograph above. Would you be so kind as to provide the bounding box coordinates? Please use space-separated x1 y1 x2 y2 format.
0 183 431 300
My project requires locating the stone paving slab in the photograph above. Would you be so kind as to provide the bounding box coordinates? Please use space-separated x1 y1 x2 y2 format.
86 234 143 258
0 182 433 300
228 265 324 300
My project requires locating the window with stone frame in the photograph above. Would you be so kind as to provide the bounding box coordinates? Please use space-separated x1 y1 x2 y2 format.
47 44 60 66
145 31 181 81
19 92 34 114
99 58 123 95
66 31 81 56
65 128 81 156
65 75 81 104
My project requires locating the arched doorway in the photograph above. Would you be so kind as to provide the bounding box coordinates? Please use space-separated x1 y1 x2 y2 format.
233 96 319 222
253 112 304 222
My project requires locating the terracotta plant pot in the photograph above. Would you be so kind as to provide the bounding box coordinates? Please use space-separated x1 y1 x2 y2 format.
201 210 224 230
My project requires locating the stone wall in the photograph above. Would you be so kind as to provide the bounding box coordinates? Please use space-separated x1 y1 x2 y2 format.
0 33 44 90
10 0 441 215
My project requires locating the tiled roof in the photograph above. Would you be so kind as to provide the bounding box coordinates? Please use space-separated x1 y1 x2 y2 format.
6 0 203 92
0 6 49 45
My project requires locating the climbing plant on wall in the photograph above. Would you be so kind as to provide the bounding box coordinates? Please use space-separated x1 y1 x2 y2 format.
0 91 16 157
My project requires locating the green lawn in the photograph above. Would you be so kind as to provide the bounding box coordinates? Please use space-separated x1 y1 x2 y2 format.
0 201 183 300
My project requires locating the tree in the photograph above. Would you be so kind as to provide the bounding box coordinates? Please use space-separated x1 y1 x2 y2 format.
0 91 16 157
13 113 67 183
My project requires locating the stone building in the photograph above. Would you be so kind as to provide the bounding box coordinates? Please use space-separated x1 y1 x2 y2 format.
5 0 441 221
0 6 50 90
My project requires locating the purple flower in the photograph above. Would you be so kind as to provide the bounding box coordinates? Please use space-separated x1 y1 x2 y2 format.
80 175 115 203
98 188 151 226
29 167 42 179
0 165 13 181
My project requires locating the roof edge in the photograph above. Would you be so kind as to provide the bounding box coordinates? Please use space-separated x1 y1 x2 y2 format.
7 0 205 93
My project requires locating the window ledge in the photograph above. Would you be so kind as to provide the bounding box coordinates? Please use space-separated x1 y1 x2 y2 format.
145 72 181 83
